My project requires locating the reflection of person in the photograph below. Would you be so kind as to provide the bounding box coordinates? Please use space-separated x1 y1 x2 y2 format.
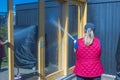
0 37 8 69
116 32 120 72
73 23 104 80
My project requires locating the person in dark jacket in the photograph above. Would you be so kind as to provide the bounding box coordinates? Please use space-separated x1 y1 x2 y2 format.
73 23 104 80
0 37 8 69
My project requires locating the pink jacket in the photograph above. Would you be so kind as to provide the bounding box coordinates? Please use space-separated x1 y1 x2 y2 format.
73 37 104 78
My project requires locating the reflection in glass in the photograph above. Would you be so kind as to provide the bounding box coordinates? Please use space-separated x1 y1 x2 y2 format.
116 33 120 72
0 0 8 80
116 33 120 80
68 5 78 68
14 1 38 80
45 5 59 75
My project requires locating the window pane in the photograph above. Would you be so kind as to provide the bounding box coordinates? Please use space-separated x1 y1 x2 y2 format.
68 5 78 68
45 1 60 75
14 0 38 80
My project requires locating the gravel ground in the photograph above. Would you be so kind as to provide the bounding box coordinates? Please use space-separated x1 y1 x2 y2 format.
0 66 38 80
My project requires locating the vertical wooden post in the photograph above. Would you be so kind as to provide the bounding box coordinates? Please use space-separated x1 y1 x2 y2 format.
58 17 62 70
78 5 82 38
38 0 45 80
83 2 87 27
8 0 14 80
61 2 69 75
82 2 87 36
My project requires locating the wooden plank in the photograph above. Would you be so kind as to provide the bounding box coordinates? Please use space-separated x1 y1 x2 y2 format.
8 0 14 80
38 0 45 80
71 0 86 3
80 3 87 37
69 1 83 5
82 2 87 36
55 0 67 2
61 2 69 75
58 17 62 70
46 70 64 80
68 66 74 74
77 0 86 2
78 5 82 38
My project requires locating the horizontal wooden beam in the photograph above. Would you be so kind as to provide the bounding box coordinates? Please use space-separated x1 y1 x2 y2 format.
69 0 85 5
68 66 74 74
46 70 64 80
71 0 86 3
55 0 67 3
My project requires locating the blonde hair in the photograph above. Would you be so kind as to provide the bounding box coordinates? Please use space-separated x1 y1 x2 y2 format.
84 28 94 46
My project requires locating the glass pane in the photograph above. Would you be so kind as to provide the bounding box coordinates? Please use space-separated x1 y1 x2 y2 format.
0 0 8 80
45 1 59 75
14 0 38 80
68 5 78 68
116 33 120 72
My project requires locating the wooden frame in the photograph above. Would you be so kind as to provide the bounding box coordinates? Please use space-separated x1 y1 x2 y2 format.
8 0 14 80
37 0 87 80
78 2 87 38
46 70 64 80
38 0 45 80
58 17 62 70
61 1 69 75
7 0 86 80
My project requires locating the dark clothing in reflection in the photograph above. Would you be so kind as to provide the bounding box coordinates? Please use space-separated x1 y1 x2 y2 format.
45 34 48 67
116 33 120 72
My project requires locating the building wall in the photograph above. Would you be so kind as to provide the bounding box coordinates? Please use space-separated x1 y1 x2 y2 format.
87 0 120 75
16 1 60 26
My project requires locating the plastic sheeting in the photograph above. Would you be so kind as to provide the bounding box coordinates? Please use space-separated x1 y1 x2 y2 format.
14 25 38 68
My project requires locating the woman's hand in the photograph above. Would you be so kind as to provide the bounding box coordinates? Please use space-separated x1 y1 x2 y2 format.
74 40 77 44
73 40 77 53
5 40 8 43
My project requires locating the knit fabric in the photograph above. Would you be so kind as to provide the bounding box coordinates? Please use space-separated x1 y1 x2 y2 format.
73 37 104 78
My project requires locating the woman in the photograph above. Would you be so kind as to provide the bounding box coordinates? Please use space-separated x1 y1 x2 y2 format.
73 23 104 80
0 37 8 69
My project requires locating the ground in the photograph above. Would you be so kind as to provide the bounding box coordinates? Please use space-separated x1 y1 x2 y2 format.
0 66 38 80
